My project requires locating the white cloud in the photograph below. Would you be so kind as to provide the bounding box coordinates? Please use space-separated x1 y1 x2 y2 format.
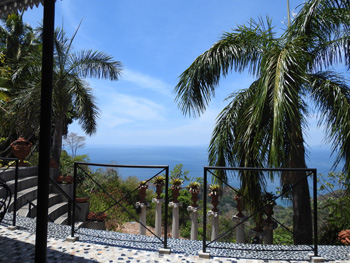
98 93 166 128
122 69 172 96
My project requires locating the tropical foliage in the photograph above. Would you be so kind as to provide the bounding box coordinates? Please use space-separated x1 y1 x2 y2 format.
174 0 350 244
0 14 122 169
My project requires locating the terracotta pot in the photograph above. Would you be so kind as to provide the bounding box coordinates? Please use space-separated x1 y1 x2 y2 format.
139 187 147 203
190 191 199 207
234 195 244 218
172 187 180 203
65 175 74 184
210 192 219 212
56 175 64 184
155 184 163 199
10 136 32 167
264 204 274 224
76 197 89 203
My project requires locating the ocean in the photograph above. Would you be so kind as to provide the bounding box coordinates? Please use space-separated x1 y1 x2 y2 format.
75 144 342 190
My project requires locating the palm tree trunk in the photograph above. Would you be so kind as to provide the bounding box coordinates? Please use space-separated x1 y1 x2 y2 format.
51 115 64 172
288 118 313 245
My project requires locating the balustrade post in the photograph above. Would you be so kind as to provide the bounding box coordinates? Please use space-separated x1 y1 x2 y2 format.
152 198 163 236
233 195 246 243
187 206 198 240
169 201 182 238
138 182 148 235
208 186 220 241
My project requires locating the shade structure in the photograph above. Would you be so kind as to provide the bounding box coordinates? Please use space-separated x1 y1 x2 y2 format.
0 0 43 15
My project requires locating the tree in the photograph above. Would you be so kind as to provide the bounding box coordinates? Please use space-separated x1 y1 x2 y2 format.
0 13 42 152
63 132 86 157
174 0 350 244
49 24 122 168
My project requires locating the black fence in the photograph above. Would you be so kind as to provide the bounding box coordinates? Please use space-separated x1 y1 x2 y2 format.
0 157 18 226
202 166 318 257
71 162 170 249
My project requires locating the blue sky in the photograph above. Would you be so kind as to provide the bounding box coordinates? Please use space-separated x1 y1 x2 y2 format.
22 0 328 148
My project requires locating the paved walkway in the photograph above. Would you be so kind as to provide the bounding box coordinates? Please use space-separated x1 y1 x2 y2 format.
0 225 348 263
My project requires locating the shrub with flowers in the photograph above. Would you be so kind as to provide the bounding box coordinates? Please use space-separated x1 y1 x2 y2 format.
87 211 107 221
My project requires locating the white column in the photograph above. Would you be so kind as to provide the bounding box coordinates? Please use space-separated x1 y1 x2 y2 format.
152 198 163 237
136 202 147 235
232 215 246 243
169 202 182 238
263 223 274 244
187 206 198 240
208 210 219 241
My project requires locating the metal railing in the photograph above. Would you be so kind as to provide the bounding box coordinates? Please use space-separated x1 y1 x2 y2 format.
202 166 318 258
0 157 18 226
27 199 55 222
71 162 170 249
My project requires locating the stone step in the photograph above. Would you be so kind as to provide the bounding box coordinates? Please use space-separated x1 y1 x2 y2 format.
0 167 38 182
0 176 38 198
16 193 63 217
48 202 69 222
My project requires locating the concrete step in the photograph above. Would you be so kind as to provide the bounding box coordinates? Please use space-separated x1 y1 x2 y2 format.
48 202 69 222
0 176 38 198
0 167 38 182
8 185 38 212
16 193 63 217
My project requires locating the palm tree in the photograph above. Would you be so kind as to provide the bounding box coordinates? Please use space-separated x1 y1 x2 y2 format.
50 25 122 168
174 0 350 244
0 13 42 152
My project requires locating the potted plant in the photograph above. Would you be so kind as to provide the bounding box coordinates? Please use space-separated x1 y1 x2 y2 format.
209 184 221 212
87 211 107 222
187 181 201 207
10 136 32 167
234 194 245 218
170 178 183 203
84 211 107 230
262 192 277 224
153 175 165 199
138 180 148 203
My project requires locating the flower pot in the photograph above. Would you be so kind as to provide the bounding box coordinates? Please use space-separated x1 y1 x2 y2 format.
172 187 180 203
234 195 244 218
155 184 163 199
210 192 219 212
139 186 147 203
10 136 32 167
190 191 199 207
76 197 89 203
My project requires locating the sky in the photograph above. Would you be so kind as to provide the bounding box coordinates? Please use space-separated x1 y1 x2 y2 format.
21 0 329 148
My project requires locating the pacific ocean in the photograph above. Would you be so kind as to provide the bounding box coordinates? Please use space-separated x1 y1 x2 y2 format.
74 144 341 185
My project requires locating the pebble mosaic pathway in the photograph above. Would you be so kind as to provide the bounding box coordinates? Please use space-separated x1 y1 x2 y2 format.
0 214 350 262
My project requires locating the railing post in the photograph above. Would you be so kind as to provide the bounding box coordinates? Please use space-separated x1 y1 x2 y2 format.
313 169 318 257
164 166 169 249
12 160 19 227
71 162 77 238
203 167 207 253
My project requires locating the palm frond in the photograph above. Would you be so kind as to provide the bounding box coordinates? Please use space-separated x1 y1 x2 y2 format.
69 49 122 80
174 18 276 117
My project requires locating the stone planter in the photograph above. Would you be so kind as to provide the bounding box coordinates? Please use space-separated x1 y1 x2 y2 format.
82 220 106 230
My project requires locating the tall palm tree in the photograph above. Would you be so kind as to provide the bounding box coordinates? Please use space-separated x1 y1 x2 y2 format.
50 25 122 167
174 0 350 244
0 13 42 151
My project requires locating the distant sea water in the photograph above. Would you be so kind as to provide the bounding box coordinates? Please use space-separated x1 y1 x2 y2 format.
75 144 342 201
